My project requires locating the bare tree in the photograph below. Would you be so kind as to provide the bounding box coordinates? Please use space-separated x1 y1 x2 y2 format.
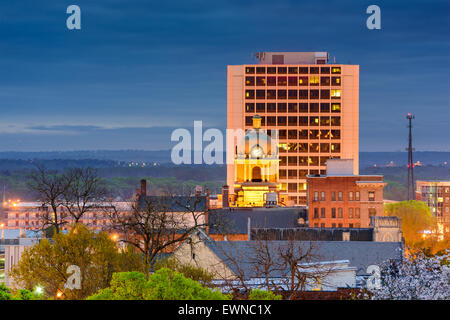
105 192 211 279
61 167 108 224
28 165 72 234
29 165 107 234
274 239 327 299
216 237 331 299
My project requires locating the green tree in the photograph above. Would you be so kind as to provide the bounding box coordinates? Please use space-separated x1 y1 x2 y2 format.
383 200 437 246
0 283 12 300
248 289 282 300
87 272 149 300
88 269 231 300
10 224 144 300
146 268 229 300
12 289 37 300
153 258 214 286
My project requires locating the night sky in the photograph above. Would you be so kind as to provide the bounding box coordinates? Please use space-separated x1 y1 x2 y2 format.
0 0 448 151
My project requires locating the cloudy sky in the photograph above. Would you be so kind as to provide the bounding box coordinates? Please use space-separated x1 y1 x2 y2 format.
0 0 448 151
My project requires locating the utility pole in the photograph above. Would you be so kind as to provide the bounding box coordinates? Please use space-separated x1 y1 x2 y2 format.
406 113 415 200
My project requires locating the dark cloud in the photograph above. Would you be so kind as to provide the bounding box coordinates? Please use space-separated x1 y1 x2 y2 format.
0 0 448 151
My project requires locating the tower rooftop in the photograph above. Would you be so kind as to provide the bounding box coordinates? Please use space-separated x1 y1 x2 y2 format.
254 52 329 65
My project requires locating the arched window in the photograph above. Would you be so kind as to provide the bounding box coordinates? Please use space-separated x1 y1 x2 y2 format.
252 166 262 182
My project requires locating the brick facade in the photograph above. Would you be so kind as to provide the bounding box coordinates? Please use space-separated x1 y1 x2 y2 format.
307 175 385 228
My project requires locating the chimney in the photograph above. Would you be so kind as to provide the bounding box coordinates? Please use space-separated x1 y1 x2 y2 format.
247 217 251 241
222 185 229 208
206 189 210 209
140 179 147 197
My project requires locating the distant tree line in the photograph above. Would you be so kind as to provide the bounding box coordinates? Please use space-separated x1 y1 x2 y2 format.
0 162 449 202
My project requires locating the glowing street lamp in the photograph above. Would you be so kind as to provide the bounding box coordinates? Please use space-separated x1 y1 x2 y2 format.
34 285 44 295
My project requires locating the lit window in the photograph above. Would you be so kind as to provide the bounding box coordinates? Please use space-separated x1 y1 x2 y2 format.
332 77 341 85
310 76 319 85
331 103 341 112
298 77 308 85
256 77 266 86
331 143 341 152
245 103 255 112
331 67 341 74
279 143 289 152
246 67 255 74
246 77 255 86
331 89 341 98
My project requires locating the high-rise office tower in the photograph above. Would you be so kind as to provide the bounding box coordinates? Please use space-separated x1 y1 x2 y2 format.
227 52 359 206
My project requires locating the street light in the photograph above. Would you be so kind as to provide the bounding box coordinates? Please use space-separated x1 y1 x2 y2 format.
34 285 44 295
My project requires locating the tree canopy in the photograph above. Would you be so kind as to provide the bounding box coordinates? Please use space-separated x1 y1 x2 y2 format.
384 200 437 245
10 224 144 300
87 268 231 300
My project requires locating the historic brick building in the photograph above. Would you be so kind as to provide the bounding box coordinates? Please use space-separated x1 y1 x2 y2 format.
307 159 385 228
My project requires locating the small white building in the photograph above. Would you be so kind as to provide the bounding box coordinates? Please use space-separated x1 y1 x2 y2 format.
2 236 39 287
300 260 356 291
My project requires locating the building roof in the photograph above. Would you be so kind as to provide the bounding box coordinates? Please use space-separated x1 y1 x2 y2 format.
137 195 208 212
207 207 307 234
251 227 374 241
204 239 402 278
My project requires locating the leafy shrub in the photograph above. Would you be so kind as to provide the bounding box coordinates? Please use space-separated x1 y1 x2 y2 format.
248 289 282 300
88 268 231 300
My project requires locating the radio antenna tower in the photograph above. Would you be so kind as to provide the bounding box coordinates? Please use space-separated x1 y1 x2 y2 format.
406 113 415 200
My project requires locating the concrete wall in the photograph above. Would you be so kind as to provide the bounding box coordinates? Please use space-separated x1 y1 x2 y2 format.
172 233 236 280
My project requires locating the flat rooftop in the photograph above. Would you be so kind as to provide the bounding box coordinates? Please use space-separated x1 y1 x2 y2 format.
255 52 329 65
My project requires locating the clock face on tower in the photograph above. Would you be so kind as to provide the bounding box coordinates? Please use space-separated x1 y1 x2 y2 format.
251 145 263 158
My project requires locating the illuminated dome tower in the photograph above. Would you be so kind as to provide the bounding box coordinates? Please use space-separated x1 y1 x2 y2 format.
233 115 282 207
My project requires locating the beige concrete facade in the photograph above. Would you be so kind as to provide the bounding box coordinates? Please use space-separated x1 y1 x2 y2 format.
172 233 236 280
227 53 359 205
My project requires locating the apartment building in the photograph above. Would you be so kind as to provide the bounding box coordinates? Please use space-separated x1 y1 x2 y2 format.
307 159 385 228
416 180 450 234
2 202 131 231
227 52 359 206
